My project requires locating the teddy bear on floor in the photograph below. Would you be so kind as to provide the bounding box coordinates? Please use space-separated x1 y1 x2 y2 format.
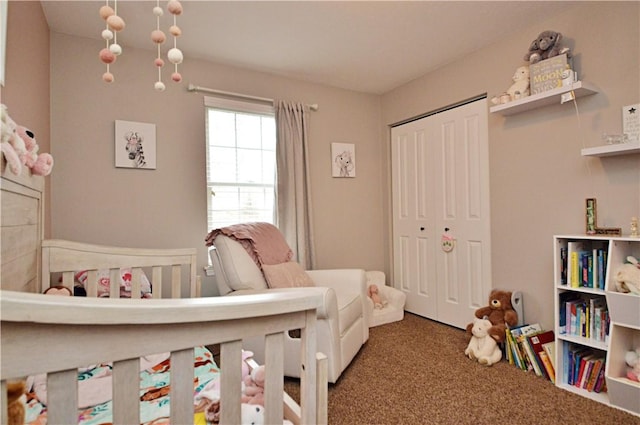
524 30 572 64
368 284 388 309
466 289 518 343
465 317 503 366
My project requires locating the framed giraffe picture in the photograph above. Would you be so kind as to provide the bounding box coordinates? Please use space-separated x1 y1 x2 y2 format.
115 120 157 169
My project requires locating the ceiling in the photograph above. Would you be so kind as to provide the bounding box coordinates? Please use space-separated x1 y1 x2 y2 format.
40 1 577 95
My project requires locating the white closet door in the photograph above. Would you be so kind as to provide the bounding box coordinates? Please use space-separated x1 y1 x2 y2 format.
391 98 491 329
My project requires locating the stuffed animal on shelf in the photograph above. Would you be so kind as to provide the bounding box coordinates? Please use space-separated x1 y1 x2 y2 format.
0 104 54 176
464 317 503 366
1 104 27 175
466 289 518 343
524 30 572 64
491 66 530 105
367 284 387 309
6 380 27 425
625 348 640 382
17 126 54 176
614 256 640 296
507 66 530 101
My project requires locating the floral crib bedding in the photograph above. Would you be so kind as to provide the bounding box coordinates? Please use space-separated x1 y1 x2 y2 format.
24 346 219 425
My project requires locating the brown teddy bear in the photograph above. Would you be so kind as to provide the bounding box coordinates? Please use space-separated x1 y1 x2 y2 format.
7 380 26 425
465 289 518 343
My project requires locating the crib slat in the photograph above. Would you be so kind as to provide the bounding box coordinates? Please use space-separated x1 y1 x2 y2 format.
113 358 140 425
170 348 194 424
220 340 242 424
152 266 162 298
264 332 285 425
47 369 78 425
300 309 317 424
86 270 98 297
61 271 74 293
171 265 181 298
131 267 142 299
109 268 120 298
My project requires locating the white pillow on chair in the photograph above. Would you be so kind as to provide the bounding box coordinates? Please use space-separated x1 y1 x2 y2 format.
213 235 268 291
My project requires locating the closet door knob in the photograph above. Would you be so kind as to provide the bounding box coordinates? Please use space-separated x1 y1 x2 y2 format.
420 227 425 231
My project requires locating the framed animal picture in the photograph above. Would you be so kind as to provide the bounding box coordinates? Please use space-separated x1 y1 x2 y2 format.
115 120 157 169
331 142 355 178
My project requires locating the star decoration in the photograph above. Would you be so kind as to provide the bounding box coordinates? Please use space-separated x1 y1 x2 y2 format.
629 107 637 114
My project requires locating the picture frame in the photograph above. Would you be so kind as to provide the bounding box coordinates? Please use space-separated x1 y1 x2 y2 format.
585 197 622 236
585 198 597 235
114 120 157 169
331 142 355 178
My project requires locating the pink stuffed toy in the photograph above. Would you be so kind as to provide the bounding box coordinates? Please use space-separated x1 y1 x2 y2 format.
368 284 387 309
242 365 266 406
1 104 26 175
17 126 54 176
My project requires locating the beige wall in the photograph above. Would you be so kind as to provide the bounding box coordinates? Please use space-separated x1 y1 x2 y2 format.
2 1 51 237
382 2 640 329
46 32 384 296
3 2 639 328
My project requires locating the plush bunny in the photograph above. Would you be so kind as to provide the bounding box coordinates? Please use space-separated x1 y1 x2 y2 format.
1 104 26 175
17 125 54 176
465 317 503 366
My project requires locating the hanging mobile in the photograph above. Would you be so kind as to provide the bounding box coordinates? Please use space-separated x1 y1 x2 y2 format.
441 228 455 253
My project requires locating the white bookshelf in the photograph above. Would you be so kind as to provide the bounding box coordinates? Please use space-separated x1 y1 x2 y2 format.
553 235 640 416
490 81 598 116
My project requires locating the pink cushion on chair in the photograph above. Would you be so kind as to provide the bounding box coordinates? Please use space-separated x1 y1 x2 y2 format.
262 261 315 289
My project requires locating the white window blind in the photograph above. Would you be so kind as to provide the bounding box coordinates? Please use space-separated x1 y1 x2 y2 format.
205 96 276 231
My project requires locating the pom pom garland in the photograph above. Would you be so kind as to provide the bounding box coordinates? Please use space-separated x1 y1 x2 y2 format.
153 0 184 91
98 0 184 89
99 1 124 83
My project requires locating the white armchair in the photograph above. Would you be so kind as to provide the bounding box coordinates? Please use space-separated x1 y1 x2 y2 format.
209 233 369 383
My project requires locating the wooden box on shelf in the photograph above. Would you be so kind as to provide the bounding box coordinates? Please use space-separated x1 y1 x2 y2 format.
605 325 640 415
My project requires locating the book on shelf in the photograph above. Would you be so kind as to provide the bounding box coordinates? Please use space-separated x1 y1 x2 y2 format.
567 241 585 288
558 291 580 334
529 53 569 94
560 246 567 285
593 364 607 393
564 240 608 289
585 357 605 392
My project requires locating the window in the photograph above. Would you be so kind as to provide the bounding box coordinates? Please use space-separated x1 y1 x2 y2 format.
205 97 276 231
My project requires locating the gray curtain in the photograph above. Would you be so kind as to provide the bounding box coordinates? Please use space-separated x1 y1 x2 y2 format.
274 100 315 269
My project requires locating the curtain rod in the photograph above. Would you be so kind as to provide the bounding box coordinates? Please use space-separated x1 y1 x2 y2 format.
187 83 319 111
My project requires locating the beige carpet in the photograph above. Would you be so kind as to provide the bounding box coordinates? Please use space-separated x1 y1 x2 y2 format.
284 313 640 425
